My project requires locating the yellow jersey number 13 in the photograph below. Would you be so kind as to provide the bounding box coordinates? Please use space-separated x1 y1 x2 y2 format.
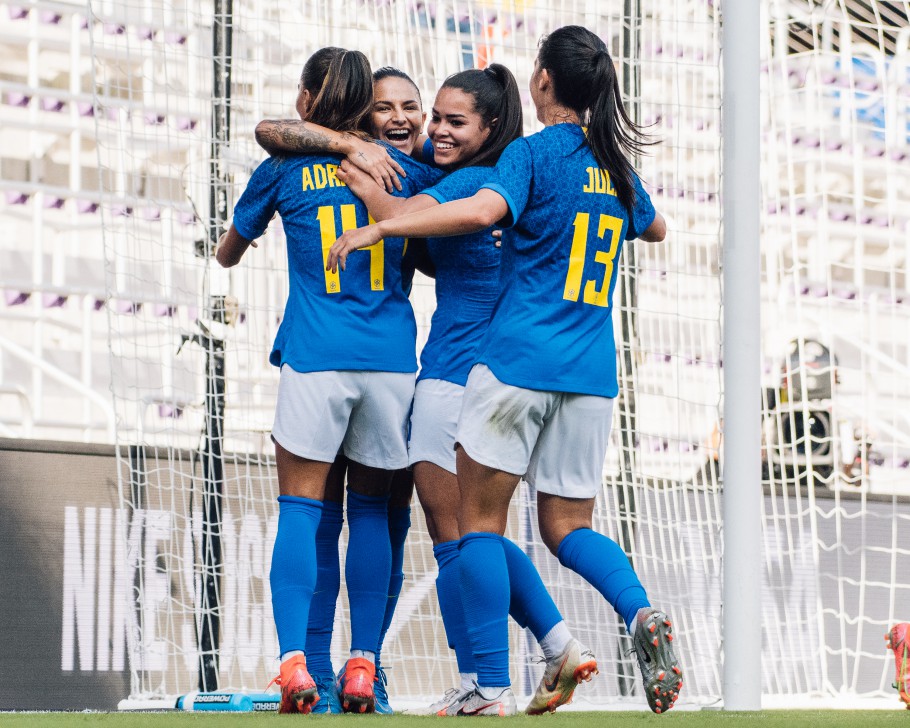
563 212 623 308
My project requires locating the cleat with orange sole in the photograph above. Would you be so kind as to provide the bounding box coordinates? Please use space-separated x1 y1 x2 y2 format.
886 623 910 709
525 639 598 715
337 657 377 714
268 654 319 714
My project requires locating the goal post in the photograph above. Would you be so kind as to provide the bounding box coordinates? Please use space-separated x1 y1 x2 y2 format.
722 0 762 711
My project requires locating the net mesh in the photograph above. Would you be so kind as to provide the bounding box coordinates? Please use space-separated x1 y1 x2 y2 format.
0 0 907 710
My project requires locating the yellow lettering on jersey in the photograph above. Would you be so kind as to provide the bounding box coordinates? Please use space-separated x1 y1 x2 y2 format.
583 167 616 196
326 164 344 188
302 167 314 192
317 205 381 293
317 206 341 293
583 168 595 193
582 215 622 307
366 214 385 291
563 212 589 302
313 164 328 189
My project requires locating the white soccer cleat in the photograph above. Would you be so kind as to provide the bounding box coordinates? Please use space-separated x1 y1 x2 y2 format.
402 687 471 716
525 638 598 714
443 684 517 716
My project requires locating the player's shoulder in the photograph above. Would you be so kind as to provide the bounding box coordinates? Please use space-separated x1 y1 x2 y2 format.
260 151 343 173
378 141 430 173
442 164 495 185
531 123 584 150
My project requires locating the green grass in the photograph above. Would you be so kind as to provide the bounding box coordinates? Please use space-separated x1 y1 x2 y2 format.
0 711 907 728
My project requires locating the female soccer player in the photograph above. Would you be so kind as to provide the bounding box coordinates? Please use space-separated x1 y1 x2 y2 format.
327 26 682 715
216 47 439 715
254 66 434 717
296 67 432 717
262 63 598 716
338 64 598 716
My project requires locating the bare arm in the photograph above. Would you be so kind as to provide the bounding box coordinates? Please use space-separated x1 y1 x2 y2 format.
337 160 438 221
327 188 508 272
215 225 256 268
254 119 404 192
639 210 667 242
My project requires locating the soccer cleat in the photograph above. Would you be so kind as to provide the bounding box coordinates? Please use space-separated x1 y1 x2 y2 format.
268 654 319 714
632 607 683 714
336 657 377 713
310 672 342 714
374 665 393 714
525 639 599 714
402 687 471 715
444 684 517 716
886 623 910 709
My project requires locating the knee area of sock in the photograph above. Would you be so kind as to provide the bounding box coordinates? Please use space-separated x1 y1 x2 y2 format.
388 505 412 532
433 540 460 569
346 488 391 517
458 531 504 550
277 494 323 514
555 527 596 566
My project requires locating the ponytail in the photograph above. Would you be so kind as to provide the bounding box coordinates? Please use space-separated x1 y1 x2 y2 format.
538 26 654 212
301 48 373 134
439 63 523 167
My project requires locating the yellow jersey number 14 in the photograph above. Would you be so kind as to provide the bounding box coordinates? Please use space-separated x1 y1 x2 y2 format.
317 204 385 294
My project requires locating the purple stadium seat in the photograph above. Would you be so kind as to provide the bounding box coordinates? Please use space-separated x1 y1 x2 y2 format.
4 291 29 306
42 293 67 308
6 91 30 107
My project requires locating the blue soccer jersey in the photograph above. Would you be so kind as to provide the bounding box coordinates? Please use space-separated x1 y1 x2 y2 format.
418 166 501 386
232 144 441 373
478 124 656 397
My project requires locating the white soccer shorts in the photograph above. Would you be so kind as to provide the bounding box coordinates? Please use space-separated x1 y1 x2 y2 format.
272 366 415 470
408 377 465 474
456 364 614 499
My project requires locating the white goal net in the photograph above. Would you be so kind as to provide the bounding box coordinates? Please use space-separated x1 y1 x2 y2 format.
1 0 905 711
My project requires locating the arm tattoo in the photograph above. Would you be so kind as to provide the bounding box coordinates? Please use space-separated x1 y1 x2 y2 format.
256 120 333 154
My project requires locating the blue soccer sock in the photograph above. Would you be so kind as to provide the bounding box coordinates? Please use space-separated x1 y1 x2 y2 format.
270 495 323 656
376 505 411 667
459 532 510 688
557 528 650 633
433 540 476 675
346 488 392 653
304 500 343 677
501 537 562 641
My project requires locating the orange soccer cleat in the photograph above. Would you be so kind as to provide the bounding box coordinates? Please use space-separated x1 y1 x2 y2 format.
886 623 910 709
268 654 319 714
337 657 377 713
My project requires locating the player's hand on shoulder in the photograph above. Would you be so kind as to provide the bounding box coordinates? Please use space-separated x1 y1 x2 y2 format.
337 159 372 194
344 135 405 193
492 229 502 248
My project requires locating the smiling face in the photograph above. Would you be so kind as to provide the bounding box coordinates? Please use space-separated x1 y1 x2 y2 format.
426 86 492 170
370 76 425 155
